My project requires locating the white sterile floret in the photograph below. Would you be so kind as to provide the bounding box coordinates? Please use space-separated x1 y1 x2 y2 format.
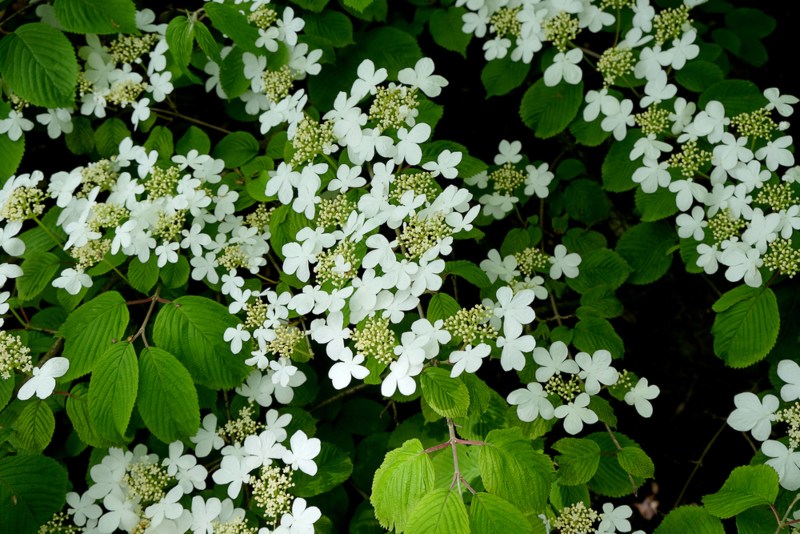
381 354 423 397
554 392 598 435
0 110 34 141
144 485 184 529
549 244 581 279
449 343 491 377
422 149 462 179
66 491 102 528
624 377 660 418
163 441 207 492
755 136 795 172
191 413 225 457
598 503 633 534
575 349 619 395
17 357 70 400
496 331 536 372
761 440 800 491
764 87 799 117
284 430 321 476
676 206 707 241
544 49 583 87
351 59 388 99
720 242 763 288
480 249 519 283
601 98 635 141
534 341 580 382
493 286 535 338
52 267 93 295
236 370 275 407
244 429 286 469
394 123 432 165
274 498 322 534
778 360 800 402
328 347 369 389
507 382 555 422
524 163 554 198
398 57 448 98
494 140 522 165
727 392 779 441
212 453 261 499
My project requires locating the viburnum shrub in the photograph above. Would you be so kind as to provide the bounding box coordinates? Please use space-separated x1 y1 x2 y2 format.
0 0 798 532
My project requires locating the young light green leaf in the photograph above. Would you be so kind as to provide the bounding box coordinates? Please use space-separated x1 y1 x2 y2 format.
478 428 554 514
617 446 655 479
653 506 725 534
420 367 470 419
430 8 472 59
193 21 222 63
16 252 59 302
553 437 602 486
520 79 583 139
427 294 461 323
0 23 78 108
137 347 200 443
293 442 354 497
0 455 67 534
406 488 469 534
711 286 779 368
152 296 251 389
66 383 116 448
53 0 137 34
469 492 535 534
204 3 260 53
702 465 779 519
88 342 138 443
10 400 55 453
61 291 130 381
371 439 435 532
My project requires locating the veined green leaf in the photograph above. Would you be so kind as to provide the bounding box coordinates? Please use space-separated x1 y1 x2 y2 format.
16 252 59 301
10 400 55 453
53 0 137 34
566 248 631 294
94 118 131 158
427 293 461 323
204 3 260 53
711 286 779 368
371 439 435 532
0 23 78 108
137 347 200 443
520 79 583 139
601 130 645 192
702 465 779 519
616 222 676 285
213 131 259 167
0 455 67 534
420 367 470 419
653 506 724 534
444 260 491 289
293 442 353 497
0 134 24 181
553 437 602 486
430 8 472 59
166 16 195 72
406 488 469 534
88 342 138 442
469 492 535 534
617 446 655 479
66 383 116 448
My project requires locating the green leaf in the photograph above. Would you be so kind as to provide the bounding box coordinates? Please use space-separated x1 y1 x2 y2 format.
444 260 491 289
11 400 55 453
159 255 190 288
53 0 137 34
617 446 654 479
702 465 779 519
569 115 611 147
293 442 354 497
204 3 260 53
573 317 624 359
427 293 461 323
653 506 725 534
65 116 95 155
88 342 138 442
0 23 78 108
735 506 778 534
586 432 644 497
127 256 159 294
0 455 67 534
675 60 725 92
343 0 374 11
66 383 116 448
726 8 776 39
616 222 676 285
304 11 354 47
176 126 212 156
94 118 131 158
635 186 679 222
371 438 435 532
553 437 602 485
0 375 13 412
577 287 623 319
420 367 470 419
699 80 768 116
144 126 174 159
0 134 24 181
166 16 195 72
711 286 779 367
152 296 251 389
406 488 469 534
602 131 644 192
269 205 311 260
193 21 221 63
291 0 330 11
469 492 534 534
137 347 200 443
478 428 554 514
358 27 422 79
61 291 130 380
520 79 583 139
566 248 631 294
213 131 259 167
564 178 610 226
16 252 59 301
430 8 472 58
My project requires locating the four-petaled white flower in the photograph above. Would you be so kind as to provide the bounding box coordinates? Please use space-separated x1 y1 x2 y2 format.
449 343 491 377
778 360 800 402
727 392 778 441
17 357 70 400
624 377 660 418
554 393 598 435
328 347 369 389
507 382 555 422
576 350 619 395
283 430 321 476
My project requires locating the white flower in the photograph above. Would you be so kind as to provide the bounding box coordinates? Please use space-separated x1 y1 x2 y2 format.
328 347 369 389
398 57 448 98
533 341 579 382
762 440 800 491
35 108 74 139
727 392 778 441
449 343 490 377
144 485 184 528
283 430 321 476
495 140 522 165
493 286 536 338
212 454 260 498
544 49 583 87
480 249 519 283
524 163 554 198
507 382 555 422
394 123 431 165
351 59 387 99
130 98 151 129
496 332 536 372
575 350 619 395
598 503 633 534
422 149 462 179
764 87 799 117
624 377 660 418
17 357 70 400
778 360 800 402
190 413 224 457
66 491 102 527
0 110 34 141
549 244 581 279
755 136 794 171
274 497 321 534
554 392 598 434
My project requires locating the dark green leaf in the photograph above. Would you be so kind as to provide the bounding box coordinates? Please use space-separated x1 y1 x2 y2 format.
0 134 24 181
213 131 259 167
53 0 137 34
520 79 583 139
88 342 138 442
94 118 131 158
16 252 59 301
204 3 260 53
702 465 779 518
293 442 354 497
11 401 55 453
0 455 67 534
712 286 779 367
430 8 472 58
616 222 676 285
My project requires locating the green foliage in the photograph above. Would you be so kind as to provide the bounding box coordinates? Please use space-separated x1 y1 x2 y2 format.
615 222 676 285
53 0 138 34
712 286 780 367
427 293 461 323
520 80 584 139
294 442 354 497
420 368 470 418
204 3 261 53
444 260 491 289
0 134 24 180
430 8 471 59
553 437 602 485
0 455 68 534
702 465 779 519
406 488 470 534
653 506 725 534
469 492 534 534
10 400 55 453
88 342 138 443
16 252 59 301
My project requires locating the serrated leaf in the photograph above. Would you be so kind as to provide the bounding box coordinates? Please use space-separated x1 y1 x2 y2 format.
0 375 13 412
711 286 779 368
193 21 221 63
617 446 654 479
176 125 212 156
478 428 554 514
160 255 190 288
152 296 250 389
144 125 174 159
653 506 725 534
88 342 137 442
66 383 116 448
358 27 422 79
11 400 55 453
204 3 260 53
564 178 610 226
166 16 194 72
586 432 644 497
578 287 623 319
601 131 644 192
0 23 78 108
304 11 354 47
726 8 775 39
16 252 59 301
0 134 24 181
520 79 583 139
702 465 779 519
675 60 725 92
65 116 94 155
406 488 469 534
573 317 624 359
343 0 374 12
61 291 130 380
213 131 259 167
444 260 491 289
0 455 67 534
469 492 534 534
616 222 675 285
570 114 611 147
94 118 131 158
427 293 461 323
699 80 768 116
553 437 602 485
371 438 435 532
137 347 200 443
430 7 472 58
566 248 631 294
420 367 470 419
635 186 679 222
53 0 137 34
293 442 353 497
127 256 159 294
